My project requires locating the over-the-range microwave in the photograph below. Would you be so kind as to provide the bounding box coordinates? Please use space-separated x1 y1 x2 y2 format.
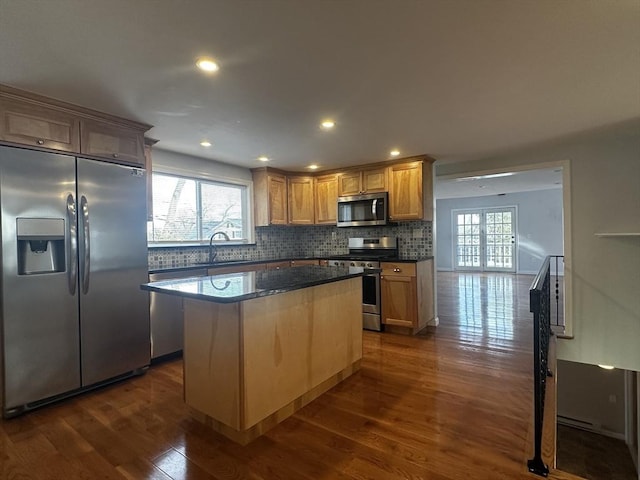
337 192 388 227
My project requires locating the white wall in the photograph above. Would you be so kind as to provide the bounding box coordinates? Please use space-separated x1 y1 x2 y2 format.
436 189 563 274
152 148 252 182
436 120 640 371
557 360 626 437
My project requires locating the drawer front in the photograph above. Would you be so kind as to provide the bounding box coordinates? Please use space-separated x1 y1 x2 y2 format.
290 259 319 267
381 262 416 277
265 261 291 270
0 98 80 152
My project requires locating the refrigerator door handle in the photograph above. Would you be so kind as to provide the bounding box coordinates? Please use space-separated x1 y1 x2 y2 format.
80 195 91 294
66 193 78 295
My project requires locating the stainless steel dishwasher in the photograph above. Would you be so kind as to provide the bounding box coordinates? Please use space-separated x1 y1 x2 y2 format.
149 268 207 360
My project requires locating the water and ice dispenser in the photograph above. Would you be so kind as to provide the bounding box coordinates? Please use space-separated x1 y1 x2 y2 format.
16 218 66 275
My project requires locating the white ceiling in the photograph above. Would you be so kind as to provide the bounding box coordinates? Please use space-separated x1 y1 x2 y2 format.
0 0 638 173
435 167 562 199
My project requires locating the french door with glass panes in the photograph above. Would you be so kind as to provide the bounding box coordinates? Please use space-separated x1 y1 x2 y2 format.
454 207 516 272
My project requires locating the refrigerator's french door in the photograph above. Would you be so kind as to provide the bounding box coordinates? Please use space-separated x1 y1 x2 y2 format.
76 158 150 386
0 146 81 412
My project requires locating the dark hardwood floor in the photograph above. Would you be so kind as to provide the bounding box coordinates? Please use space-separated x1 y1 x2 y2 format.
557 424 637 480
1 272 556 479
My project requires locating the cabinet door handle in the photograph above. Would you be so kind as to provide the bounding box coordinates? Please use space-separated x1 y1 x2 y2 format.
112 153 119 158
36 139 44 145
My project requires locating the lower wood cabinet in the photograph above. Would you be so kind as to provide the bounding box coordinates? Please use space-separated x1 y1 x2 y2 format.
264 261 291 270
290 259 319 267
381 259 434 335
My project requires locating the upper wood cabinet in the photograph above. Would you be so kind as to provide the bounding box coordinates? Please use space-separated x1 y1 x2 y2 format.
80 119 145 166
0 97 80 152
253 155 434 226
388 158 434 221
362 167 388 193
287 176 315 225
253 169 288 226
0 84 151 166
337 167 387 196
314 174 338 224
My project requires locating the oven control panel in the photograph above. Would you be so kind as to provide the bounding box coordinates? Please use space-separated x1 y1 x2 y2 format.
328 259 379 269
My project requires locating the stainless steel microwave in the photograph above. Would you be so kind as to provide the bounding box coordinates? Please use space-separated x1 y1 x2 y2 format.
337 192 388 227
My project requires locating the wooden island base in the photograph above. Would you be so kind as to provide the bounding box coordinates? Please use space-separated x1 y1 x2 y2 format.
189 360 361 445
182 276 362 445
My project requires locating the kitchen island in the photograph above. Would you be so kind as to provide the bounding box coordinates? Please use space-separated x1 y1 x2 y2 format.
141 266 364 444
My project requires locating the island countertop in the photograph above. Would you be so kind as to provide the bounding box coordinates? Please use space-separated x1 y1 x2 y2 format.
141 265 365 303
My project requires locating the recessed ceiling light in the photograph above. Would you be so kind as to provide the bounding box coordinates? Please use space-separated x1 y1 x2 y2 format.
456 172 515 181
320 120 335 130
258 156 269 162
308 164 319 170
390 149 400 157
196 57 219 72
200 140 212 147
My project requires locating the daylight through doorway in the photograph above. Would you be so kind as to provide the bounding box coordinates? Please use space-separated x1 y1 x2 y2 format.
454 207 516 272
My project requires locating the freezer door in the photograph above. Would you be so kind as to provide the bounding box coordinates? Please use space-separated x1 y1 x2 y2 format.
77 158 150 386
0 146 81 410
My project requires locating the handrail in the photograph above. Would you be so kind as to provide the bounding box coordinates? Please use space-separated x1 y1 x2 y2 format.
528 255 557 477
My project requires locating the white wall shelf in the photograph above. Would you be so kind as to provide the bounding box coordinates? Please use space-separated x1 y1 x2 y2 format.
594 233 640 237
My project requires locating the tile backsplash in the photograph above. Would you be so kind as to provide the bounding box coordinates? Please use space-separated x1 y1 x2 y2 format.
148 221 432 270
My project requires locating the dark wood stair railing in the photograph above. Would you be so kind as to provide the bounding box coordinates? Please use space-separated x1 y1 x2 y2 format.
528 255 564 477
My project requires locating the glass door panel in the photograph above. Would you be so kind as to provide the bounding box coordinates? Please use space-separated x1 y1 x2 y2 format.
453 208 516 273
455 212 481 270
484 208 516 272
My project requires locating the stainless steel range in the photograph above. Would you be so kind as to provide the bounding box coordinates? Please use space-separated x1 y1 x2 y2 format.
328 237 398 331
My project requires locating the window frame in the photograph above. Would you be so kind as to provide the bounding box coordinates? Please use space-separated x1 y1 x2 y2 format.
148 166 255 247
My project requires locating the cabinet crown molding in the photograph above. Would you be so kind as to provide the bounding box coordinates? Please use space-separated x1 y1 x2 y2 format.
250 154 435 177
0 84 152 132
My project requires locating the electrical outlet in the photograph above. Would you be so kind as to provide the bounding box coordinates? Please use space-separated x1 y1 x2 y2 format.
413 228 422 239
331 231 337 241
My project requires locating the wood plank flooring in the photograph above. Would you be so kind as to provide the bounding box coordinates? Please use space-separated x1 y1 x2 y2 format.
1 272 557 479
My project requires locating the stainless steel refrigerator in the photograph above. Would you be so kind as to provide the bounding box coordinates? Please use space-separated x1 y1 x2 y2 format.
0 145 150 417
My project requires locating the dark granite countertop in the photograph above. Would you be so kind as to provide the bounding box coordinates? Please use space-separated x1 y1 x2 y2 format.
141 265 365 303
148 255 433 274
148 257 320 274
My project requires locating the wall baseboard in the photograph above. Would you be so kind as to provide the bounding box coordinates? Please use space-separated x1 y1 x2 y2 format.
558 415 626 441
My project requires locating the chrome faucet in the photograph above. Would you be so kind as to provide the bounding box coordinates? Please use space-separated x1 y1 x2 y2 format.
208 231 230 263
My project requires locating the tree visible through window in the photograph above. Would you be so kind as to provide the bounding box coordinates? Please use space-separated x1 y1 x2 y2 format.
148 173 248 243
